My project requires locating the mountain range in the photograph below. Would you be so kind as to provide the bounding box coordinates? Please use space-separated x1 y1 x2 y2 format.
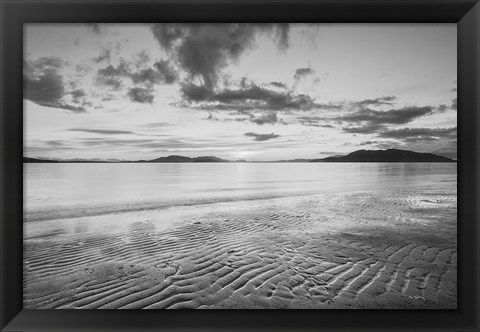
309 149 454 163
24 149 455 163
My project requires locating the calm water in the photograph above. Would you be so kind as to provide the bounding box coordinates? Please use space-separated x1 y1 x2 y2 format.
24 163 456 221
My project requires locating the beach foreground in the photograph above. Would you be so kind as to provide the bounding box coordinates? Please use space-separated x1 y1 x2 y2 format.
24 185 456 309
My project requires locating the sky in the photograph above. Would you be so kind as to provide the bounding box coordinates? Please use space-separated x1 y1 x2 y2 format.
24 23 457 161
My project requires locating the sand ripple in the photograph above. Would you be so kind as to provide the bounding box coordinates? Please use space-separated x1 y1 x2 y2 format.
24 185 457 309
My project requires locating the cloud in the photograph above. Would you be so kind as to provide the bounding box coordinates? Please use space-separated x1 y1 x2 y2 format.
45 140 65 147
96 59 177 90
97 63 130 78
98 77 123 90
378 127 457 141
275 23 290 51
96 62 129 89
181 83 212 102
182 82 319 111
452 98 457 110
24 68 65 105
269 81 288 89
251 112 279 125
437 104 448 112
244 132 281 141
294 67 315 80
343 124 385 134
69 128 134 135
131 68 163 85
131 61 177 86
339 106 434 132
24 58 86 113
358 140 402 149
359 140 384 146
71 89 86 102
153 60 177 84
93 48 111 63
127 87 154 103
135 50 151 66
297 116 334 127
353 96 396 108
149 23 291 89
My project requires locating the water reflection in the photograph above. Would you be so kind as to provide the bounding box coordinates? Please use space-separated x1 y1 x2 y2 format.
24 163 457 211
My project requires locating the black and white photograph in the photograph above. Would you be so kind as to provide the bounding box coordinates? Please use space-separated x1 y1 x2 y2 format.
23 23 457 309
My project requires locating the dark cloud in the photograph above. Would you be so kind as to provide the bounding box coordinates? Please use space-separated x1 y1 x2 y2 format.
71 89 86 102
297 116 333 128
69 128 134 135
182 82 319 111
98 77 123 90
251 112 278 125
96 63 129 89
316 102 343 110
275 23 290 51
150 23 185 50
97 63 130 78
437 104 448 112
93 48 112 63
181 83 213 102
378 127 457 141
339 106 434 131
135 50 151 66
96 59 177 89
353 96 396 108
340 105 436 134
24 59 86 113
58 104 87 113
127 87 154 103
294 67 315 80
149 23 291 89
269 81 287 89
244 132 281 141
24 68 65 105
452 98 457 110
131 68 163 85
153 60 177 84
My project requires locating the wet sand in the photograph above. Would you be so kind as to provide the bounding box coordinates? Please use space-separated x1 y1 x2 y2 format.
23 185 457 309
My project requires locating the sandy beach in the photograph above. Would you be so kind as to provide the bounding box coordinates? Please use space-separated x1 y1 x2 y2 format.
23 184 457 309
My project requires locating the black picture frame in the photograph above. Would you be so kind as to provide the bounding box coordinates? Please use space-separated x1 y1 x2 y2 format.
1 0 479 331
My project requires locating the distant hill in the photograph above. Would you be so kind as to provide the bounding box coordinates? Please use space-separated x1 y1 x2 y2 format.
192 156 229 162
147 155 194 163
146 155 229 163
23 149 455 163
311 149 455 162
23 157 58 163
